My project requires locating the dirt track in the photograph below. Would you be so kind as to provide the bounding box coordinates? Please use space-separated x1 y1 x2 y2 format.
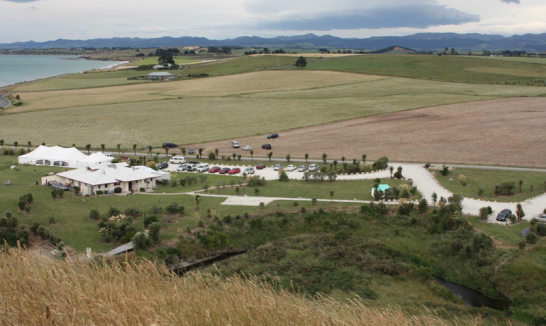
185 98 546 167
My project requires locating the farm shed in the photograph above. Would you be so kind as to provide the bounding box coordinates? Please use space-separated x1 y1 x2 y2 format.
147 72 174 80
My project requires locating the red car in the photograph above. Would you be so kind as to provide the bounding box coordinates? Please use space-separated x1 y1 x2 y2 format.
219 167 231 174
228 168 241 174
256 164 266 170
208 166 221 173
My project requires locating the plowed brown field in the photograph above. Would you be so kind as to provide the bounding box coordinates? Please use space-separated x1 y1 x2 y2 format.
186 98 546 167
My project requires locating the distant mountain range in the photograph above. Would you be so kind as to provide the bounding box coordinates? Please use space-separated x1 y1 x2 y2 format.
1 33 545 52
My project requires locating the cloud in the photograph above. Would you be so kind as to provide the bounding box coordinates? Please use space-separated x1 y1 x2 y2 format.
254 3 480 31
499 0 520 3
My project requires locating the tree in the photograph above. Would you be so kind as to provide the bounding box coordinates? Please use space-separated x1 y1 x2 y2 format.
100 144 105 153
333 160 338 170
27 141 31 150
322 153 327 164
85 144 91 154
431 192 438 208
13 141 18 149
394 166 403 179
158 54 175 66
389 166 394 178
181 148 186 156
0 140 3 147
147 145 153 157
418 198 428 213
232 153 236 160
516 203 525 222
268 152 273 162
133 144 137 156
286 154 291 163
295 56 307 69
165 147 169 156
305 153 309 163
250 150 254 161
117 143 121 155
518 180 523 193
330 190 334 201
198 148 203 158
362 154 367 164
215 148 219 158
148 222 161 243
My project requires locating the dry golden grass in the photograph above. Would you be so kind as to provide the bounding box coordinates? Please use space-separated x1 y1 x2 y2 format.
11 70 381 113
0 248 476 326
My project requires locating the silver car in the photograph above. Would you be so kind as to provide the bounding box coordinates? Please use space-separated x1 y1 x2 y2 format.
274 164 284 171
298 165 308 172
308 164 320 172
243 167 255 174
176 164 189 172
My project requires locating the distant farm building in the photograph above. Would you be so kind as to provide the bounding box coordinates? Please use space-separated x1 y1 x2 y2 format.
147 72 174 80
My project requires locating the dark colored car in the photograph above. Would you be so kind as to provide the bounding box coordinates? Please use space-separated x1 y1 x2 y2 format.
162 143 178 148
208 166 221 173
114 187 122 193
157 162 169 170
188 148 195 154
219 167 231 174
267 133 279 139
52 182 69 191
256 164 266 170
187 161 200 165
262 144 272 149
424 163 431 168
228 168 241 174
496 209 512 221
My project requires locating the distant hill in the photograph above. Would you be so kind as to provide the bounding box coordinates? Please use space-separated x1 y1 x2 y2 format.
1 33 545 52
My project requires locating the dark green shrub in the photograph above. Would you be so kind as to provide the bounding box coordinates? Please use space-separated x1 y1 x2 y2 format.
534 223 546 237
132 232 151 250
89 209 101 220
526 232 538 244
418 198 428 213
148 222 161 243
144 215 159 228
518 239 527 249
50 190 58 199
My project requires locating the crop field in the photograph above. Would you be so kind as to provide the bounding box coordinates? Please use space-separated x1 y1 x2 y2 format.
304 54 546 85
8 71 381 113
433 168 546 202
187 97 546 168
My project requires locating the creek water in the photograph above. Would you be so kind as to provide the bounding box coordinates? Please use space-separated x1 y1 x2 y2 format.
435 277 510 310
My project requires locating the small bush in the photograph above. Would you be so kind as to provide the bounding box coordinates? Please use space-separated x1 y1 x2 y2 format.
132 232 151 250
518 239 527 250
50 190 58 199
526 232 538 244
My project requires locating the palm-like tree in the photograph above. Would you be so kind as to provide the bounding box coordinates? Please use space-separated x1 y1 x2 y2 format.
305 153 309 163
322 153 327 164
133 144 137 156
147 145 153 157
27 141 31 150
389 166 394 178
250 150 254 161
181 148 186 156
85 144 91 154
100 144 105 153
165 147 169 156
198 148 203 158
362 154 367 164
13 141 18 149
268 152 273 162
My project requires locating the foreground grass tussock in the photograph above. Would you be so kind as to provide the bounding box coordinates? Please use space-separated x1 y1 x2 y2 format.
0 248 473 326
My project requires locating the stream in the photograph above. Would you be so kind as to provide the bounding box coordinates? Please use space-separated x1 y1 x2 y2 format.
435 277 511 311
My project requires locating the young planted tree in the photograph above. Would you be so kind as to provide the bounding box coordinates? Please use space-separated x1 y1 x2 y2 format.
333 160 338 170
362 154 367 164
85 144 91 154
516 203 525 222
268 152 273 162
389 166 394 178
431 192 438 208
133 144 137 156
13 141 18 149
341 156 345 163
147 145 153 157
117 143 121 155
198 148 203 158
322 153 327 164
181 148 186 156
27 141 31 150
100 144 105 153
305 153 309 163
250 150 254 161
330 190 334 201
232 153 236 160
518 180 523 193
165 147 169 156
215 148 219 158
0 140 3 147
286 154 291 163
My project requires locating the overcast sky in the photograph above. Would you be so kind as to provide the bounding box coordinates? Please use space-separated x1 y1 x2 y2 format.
0 0 544 43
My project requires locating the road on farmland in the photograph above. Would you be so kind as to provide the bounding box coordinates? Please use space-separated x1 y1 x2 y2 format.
0 94 10 108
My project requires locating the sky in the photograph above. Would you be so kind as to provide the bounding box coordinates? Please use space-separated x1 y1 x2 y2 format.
0 0 545 43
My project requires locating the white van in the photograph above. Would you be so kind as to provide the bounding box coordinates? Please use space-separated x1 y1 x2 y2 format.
196 163 210 173
231 141 240 148
170 156 186 164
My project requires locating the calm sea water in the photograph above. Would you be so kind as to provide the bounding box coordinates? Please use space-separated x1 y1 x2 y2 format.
0 55 124 88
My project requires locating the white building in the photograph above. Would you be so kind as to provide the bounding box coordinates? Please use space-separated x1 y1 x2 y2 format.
147 72 174 80
42 163 160 196
18 145 113 168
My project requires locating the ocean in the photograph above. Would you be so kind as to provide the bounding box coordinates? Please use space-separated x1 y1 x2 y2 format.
0 55 125 88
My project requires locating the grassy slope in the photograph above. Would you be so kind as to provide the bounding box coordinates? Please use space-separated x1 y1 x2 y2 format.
433 168 546 202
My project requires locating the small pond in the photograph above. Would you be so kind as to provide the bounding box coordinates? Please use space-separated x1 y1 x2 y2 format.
435 277 510 311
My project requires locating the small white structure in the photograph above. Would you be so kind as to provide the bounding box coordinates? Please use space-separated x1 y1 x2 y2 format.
41 163 160 196
153 65 165 69
147 72 174 80
18 145 112 168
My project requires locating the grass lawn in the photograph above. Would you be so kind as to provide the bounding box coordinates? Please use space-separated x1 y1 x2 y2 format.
208 179 410 201
469 56 546 65
304 54 546 85
466 216 529 247
0 155 367 253
433 168 546 202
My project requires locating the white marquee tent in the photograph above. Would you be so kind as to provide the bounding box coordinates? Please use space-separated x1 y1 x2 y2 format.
18 146 113 168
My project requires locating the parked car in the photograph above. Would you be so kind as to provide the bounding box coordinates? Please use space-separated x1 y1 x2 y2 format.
176 164 189 171
114 187 122 194
187 161 200 165
256 164 266 170
267 133 279 139
157 162 169 170
52 182 69 191
231 141 240 149
286 165 297 171
308 164 320 172
188 148 195 154
186 163 198 171
243 167 255 174
274 164 284 171
535 213 546 223
243 145 252 151
219 167 231 174
208 166 221 173
196 163 210 173
162 143 178 148
262 144 272 149
298 165 308 172
496 209 512 221
170 156 186 164
228 168 241 174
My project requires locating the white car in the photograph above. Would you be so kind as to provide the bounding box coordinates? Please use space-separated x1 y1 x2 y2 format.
196 163 210 173
243 145 252 151
243 167 255 174
274 164 284 171
536 213 546 223
286 165 297 171
298 165 308 172
308 164 320 172
176 164 189 171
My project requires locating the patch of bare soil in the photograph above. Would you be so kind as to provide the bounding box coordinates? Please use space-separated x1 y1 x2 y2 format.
188 98 546 167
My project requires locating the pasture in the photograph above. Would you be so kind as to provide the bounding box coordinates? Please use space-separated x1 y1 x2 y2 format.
130 56 209 66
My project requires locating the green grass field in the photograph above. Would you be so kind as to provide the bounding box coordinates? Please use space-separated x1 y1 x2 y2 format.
470 55 546 65
130 56 207 66
433 168 546 202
